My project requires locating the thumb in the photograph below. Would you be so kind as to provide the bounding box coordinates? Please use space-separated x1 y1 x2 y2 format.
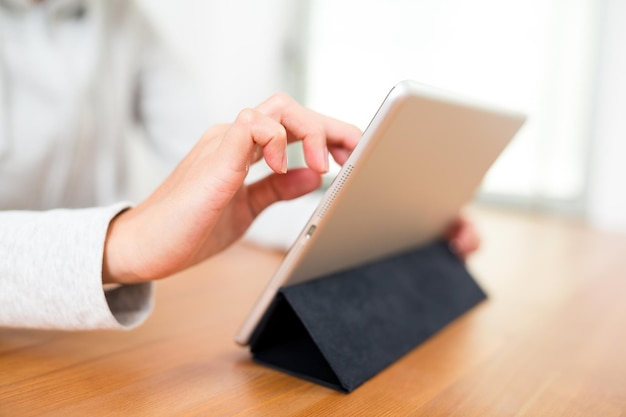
246 168 322 217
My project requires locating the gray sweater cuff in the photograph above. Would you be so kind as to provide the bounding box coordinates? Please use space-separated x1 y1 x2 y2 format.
0 203 153 330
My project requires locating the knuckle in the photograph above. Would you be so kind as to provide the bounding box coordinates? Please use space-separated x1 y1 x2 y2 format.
235 108 258 126
267 92 294 109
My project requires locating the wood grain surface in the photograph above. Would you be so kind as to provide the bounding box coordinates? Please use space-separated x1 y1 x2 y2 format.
1 205 625 416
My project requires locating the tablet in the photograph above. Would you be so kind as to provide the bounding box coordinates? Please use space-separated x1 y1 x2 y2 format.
235 80 525 346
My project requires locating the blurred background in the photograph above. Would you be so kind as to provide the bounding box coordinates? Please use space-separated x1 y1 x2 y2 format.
133 0 626 237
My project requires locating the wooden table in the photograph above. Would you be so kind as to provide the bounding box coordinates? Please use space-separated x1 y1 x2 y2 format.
1 206 626 416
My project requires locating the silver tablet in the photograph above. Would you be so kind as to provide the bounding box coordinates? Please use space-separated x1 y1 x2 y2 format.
236 80 525 345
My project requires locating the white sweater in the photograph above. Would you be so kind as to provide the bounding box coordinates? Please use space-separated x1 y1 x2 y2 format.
0 0 206 329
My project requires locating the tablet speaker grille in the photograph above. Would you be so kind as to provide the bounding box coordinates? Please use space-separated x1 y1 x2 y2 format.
317 164 354 218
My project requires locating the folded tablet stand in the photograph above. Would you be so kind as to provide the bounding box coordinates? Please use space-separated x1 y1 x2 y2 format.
248 240 486 393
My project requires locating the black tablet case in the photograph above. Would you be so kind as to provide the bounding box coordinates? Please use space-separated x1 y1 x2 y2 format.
248 240 486 393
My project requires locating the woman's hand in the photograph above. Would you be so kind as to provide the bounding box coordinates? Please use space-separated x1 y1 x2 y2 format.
103 94 362 284
102 93 481 284
445 215 481 260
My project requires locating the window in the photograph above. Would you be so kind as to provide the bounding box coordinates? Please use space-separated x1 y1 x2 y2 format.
305 0 599 212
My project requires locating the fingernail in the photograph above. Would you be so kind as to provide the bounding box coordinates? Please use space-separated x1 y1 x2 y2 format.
281 153 288 174
322 147 329 173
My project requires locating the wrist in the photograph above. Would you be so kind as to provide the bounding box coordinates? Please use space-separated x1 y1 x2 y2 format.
103 208 140 285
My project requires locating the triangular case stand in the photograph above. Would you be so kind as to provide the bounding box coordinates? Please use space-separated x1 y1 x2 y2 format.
249 240 486 393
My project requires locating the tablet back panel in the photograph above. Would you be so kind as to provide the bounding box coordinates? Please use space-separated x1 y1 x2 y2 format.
284 81 524 285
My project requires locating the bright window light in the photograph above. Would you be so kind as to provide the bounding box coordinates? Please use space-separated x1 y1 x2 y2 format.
305 0 599 206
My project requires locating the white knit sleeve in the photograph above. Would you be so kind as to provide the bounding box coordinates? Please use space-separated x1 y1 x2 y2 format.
0 203 153 330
